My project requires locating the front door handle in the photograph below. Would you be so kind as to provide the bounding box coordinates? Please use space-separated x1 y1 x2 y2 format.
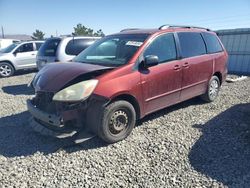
182 62 189 68
173 65 181 70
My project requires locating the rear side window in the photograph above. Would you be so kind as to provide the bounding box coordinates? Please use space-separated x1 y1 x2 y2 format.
38 38 61 56
144 33 177 63
65 39 96 56
202 32 223 53
35 42 43 50
178 32 206 58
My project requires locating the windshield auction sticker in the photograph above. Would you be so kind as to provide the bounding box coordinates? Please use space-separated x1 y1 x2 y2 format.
126 41 143 47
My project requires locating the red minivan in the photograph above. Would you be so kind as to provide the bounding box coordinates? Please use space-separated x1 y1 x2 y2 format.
27 25 228 143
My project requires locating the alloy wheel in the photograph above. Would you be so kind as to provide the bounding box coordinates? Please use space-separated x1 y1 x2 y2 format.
209 79 219 100
0 64 12 77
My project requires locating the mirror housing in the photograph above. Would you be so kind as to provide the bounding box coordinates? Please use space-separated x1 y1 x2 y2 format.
143 55 159 68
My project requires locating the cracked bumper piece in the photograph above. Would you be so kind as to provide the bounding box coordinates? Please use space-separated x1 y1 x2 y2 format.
27 99 78 138
26 94 110 139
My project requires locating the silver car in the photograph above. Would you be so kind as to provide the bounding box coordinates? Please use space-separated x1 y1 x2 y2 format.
0 41 44 77
36 36 101 70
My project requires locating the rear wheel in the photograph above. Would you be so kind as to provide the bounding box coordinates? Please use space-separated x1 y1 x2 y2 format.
0 62 15 77
98 100 136 143
201 75 220 102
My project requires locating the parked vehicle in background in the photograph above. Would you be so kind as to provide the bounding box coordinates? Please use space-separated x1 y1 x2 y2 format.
28 25 228 143
36 36 101 70
0 41 44 77
0 39 20 50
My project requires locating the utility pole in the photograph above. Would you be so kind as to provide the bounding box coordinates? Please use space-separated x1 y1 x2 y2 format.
1 26 4 38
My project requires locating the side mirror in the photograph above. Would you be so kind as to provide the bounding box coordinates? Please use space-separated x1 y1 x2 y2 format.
143 55 159 68
13 49 19 56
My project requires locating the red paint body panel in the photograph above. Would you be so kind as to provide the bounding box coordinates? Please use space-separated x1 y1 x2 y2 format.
180 54 213 101
93 29 228 118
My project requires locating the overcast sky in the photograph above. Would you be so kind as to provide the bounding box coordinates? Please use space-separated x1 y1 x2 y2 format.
0 0 250 37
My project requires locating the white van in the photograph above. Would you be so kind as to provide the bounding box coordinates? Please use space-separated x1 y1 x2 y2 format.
36 36 100 70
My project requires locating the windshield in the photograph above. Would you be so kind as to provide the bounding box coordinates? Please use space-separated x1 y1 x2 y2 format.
74 34 149 66
37 38 61 56
0 43 19 53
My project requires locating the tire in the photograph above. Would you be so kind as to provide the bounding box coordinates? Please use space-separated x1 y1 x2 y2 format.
98 100 136 143
201 75 220 102
0 62 15 77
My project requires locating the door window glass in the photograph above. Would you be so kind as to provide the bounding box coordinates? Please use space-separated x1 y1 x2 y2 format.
178 32 206 58
16 43 34 53
144 33 177 63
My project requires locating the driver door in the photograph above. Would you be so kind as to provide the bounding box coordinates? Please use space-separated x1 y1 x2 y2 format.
14 42 36 68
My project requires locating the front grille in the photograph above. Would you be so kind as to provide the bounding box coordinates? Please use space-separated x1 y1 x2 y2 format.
34 92 56 113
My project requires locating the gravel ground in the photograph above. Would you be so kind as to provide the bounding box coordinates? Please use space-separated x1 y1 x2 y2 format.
0 71 249 188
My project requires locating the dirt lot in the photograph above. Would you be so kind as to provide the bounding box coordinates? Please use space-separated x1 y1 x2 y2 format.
0 71 249 187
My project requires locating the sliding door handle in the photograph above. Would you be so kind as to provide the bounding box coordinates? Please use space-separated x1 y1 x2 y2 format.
182 62 189 68
173 65 181 70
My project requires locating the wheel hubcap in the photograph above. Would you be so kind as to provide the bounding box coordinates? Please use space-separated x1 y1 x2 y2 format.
0 65 11 76
109 110 129 135
209 79 219 99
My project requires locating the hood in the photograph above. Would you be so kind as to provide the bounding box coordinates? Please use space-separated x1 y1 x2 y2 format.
0 52 9 58
32 62 113 92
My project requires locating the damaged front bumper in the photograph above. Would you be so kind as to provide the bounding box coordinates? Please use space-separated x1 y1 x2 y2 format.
27 94 109 140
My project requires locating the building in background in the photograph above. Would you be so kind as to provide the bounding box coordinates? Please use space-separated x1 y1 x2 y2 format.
216 28 250 76
0 34 35 41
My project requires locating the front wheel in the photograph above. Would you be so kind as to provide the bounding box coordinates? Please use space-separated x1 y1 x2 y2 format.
98 100 136 143
201 75 220 102
0 62 15 77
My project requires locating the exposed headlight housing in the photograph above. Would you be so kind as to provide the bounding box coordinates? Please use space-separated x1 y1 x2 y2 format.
53 79 98 102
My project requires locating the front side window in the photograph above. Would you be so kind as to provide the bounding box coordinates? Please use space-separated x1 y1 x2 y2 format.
16 43 34 53
202 32 223 53
144 33 177 63
178 32 206 58
74 34 149 67
65 39 96 56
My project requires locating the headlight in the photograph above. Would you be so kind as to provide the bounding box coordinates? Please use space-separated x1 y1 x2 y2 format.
53 79 98 102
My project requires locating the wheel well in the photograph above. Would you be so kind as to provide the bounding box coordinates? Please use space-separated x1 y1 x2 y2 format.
0 60 15 70
111 94 141 120
213 72 222 85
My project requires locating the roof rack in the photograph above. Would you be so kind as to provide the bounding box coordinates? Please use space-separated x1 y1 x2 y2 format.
120 28 141 32
159 24 211 31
